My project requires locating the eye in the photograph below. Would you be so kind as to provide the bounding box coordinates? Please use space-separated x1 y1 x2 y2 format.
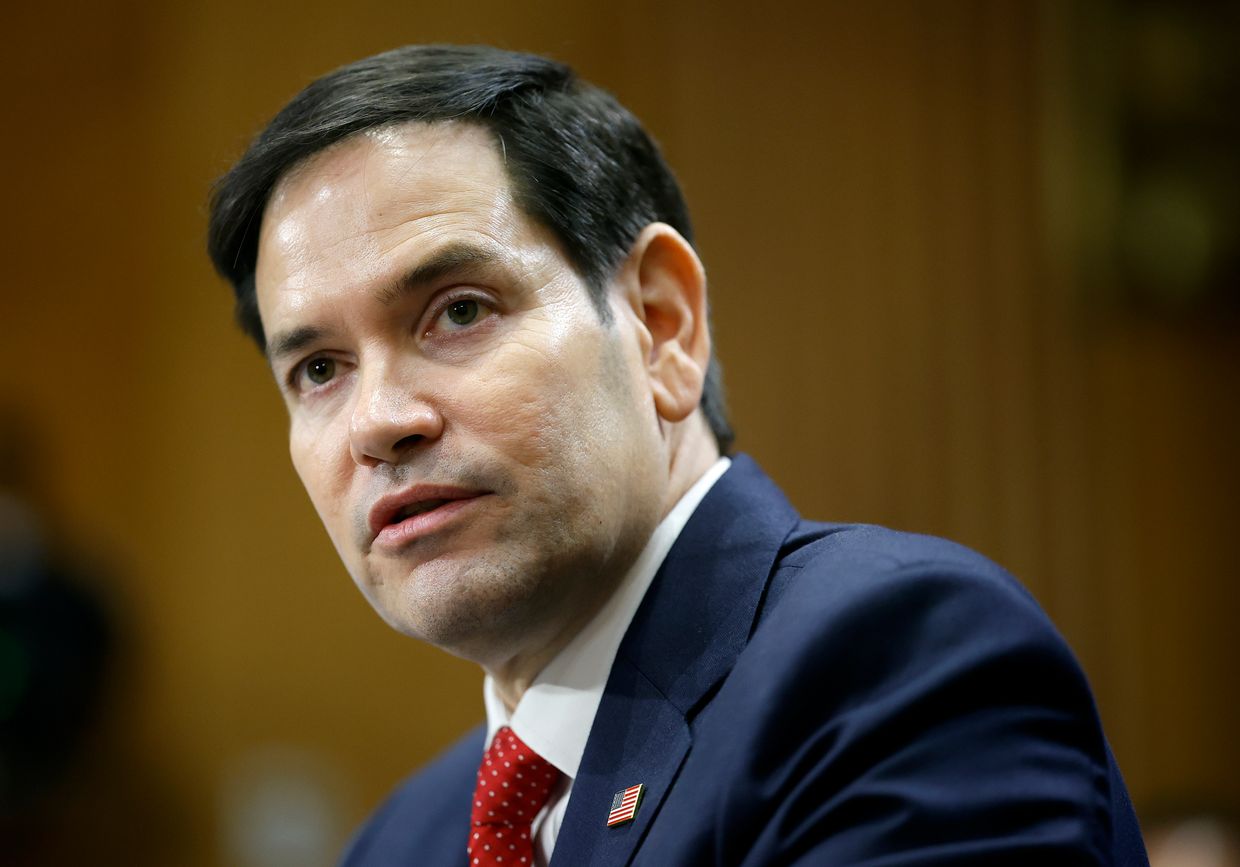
435 297 494 332
303 357 336 386
446 299 480 326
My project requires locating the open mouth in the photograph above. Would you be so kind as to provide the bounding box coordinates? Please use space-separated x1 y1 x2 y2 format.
369 488 489 550
391 499 452 523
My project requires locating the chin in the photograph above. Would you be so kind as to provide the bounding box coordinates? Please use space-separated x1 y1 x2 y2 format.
367 552 549 657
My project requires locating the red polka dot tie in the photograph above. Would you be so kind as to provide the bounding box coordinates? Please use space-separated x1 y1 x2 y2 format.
468 726 562 866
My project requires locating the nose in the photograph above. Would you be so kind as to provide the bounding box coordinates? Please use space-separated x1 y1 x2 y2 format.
348 362 444 466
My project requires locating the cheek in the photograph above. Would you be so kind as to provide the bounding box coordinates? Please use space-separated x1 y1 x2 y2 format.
289 423 353 536
462 326 657 516
469 330 616 457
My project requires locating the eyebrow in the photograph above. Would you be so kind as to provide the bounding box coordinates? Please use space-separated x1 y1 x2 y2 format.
265 325 327 366
265 242 504 366
375 242 503 307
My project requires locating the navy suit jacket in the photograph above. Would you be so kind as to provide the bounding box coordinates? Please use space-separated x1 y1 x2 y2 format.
342 455 1147 865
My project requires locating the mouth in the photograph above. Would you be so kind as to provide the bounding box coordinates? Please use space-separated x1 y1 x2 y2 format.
392 499 453 521
368 486 490 551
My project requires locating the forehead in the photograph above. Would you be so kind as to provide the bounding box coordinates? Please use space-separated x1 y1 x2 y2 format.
255 122 531 303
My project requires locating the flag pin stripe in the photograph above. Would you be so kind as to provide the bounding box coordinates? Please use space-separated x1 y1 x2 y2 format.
606 783 645 827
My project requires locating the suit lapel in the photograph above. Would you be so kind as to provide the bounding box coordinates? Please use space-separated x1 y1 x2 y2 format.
547 653 692 866
550 456 800 866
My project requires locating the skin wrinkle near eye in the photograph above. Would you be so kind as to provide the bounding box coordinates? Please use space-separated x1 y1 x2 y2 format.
263 195 564 382
274 257 516 402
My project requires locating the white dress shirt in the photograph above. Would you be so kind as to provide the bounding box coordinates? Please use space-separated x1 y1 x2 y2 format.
482 457 731 866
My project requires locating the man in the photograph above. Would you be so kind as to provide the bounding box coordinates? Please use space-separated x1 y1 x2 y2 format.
208 45 1147 865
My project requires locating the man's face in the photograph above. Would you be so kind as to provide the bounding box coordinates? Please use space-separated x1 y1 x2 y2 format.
254 123 668 668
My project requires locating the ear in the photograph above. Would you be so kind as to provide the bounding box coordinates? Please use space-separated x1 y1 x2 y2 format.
620 223 710 424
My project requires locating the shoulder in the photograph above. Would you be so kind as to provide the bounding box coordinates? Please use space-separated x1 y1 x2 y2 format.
776 519 1029 583
763 521 1070 671
749 522 1102 754
681 523 1137 862
340 725 484 866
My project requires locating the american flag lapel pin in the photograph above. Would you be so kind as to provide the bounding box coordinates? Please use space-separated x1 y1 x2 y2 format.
606 783 645 827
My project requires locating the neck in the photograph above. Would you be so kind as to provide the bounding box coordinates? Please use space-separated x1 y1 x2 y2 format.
487 415 721 712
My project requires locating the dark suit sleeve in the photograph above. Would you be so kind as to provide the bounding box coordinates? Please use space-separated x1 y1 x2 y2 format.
712 558 1140 865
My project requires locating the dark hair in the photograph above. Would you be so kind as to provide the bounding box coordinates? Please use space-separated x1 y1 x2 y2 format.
207 44 733 453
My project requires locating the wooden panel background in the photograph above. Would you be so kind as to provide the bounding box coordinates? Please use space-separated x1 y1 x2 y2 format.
2 1 1236 863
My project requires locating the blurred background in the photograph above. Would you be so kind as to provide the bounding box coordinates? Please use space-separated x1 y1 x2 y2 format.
2 0 1237 864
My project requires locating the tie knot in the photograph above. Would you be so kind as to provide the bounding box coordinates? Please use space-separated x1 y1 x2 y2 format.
471 726 561 830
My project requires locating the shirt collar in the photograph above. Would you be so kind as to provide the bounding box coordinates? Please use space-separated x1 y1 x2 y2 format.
483 457 731 779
